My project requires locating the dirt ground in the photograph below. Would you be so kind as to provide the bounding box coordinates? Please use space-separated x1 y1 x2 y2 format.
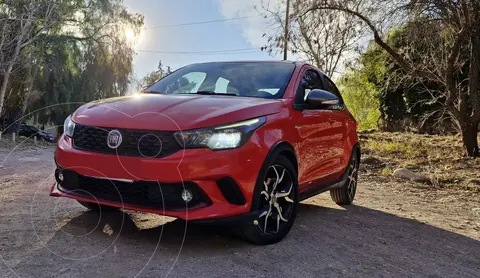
0 141 479 278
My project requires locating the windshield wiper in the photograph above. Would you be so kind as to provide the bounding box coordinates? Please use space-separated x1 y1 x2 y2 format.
143 90 164 94
195 91 238 96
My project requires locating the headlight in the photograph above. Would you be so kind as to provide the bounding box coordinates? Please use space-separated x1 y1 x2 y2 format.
174 117 266 150
64 115 75 137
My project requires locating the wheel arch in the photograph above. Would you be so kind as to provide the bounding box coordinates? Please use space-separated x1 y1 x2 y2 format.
267 141 298 174
250 141 298 212
353 141 361 164
277 144 298 175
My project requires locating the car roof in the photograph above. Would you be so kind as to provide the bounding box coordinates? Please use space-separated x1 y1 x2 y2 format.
190 60 306 66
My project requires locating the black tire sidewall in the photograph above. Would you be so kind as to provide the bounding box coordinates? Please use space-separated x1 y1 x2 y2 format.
346 149 359 202
330 148 359 205
237 154 299 245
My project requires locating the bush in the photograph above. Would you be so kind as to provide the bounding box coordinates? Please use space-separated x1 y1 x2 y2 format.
338 71 380 130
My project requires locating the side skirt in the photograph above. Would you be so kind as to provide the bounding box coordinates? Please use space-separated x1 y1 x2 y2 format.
298 166 349 201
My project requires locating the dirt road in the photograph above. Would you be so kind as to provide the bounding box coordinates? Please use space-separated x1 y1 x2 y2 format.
0 147 479 277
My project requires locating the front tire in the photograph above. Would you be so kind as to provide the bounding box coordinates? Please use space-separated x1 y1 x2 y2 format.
234 155 298 245
330 149 359 205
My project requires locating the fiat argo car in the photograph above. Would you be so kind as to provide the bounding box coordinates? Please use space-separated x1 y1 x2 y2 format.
52 61 360 245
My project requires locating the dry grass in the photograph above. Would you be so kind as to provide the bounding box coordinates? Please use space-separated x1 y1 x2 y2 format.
0 136 54 150
366 140 417 158
360 131 480 191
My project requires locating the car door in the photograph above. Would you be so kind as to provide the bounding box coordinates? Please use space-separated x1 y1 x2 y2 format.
320 75 350 177
18 125 30 137
26 126 39 138
292 68 339 191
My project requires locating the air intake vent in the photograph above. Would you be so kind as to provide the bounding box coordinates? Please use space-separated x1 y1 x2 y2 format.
216 178 246 205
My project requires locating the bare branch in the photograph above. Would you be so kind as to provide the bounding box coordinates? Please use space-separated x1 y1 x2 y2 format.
301 2 443 82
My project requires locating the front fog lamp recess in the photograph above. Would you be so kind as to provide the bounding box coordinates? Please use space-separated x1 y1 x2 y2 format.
55 170 64 184
181 189 193 203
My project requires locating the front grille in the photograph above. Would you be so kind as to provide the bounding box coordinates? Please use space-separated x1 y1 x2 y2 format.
72 124 182 158
59 170 211 211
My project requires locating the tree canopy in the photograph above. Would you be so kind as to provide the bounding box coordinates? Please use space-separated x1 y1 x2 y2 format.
294 0 480 157
0 0 144 132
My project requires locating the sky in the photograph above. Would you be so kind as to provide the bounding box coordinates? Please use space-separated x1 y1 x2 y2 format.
122 0 284 81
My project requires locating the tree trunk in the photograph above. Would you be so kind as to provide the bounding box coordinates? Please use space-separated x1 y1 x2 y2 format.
461 120 479 158
15 49 36 134
0 28 27 116
0 65 14 117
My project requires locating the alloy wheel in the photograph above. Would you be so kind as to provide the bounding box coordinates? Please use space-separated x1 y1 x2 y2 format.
347 155 359 200
257 165 295 235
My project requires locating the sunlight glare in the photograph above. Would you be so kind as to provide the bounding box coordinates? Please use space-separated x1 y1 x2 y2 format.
125 28 136 43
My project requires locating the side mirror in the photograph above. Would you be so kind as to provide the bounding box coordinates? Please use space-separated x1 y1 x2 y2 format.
305 89 339 108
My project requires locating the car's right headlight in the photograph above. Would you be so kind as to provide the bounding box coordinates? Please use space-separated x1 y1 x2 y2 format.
64 115 75 137
174 117 266 150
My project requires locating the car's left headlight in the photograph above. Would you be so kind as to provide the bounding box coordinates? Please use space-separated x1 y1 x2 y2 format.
174 117 266 150
64 115 75 137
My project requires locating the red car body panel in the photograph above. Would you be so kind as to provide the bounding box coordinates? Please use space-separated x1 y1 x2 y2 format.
51 62 358 221
72 94 283 131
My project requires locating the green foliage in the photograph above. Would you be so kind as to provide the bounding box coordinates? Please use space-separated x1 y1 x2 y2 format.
338 67 381 130
380 167 393 177
1 0 144 132
139 71 166 89
366 140 417 158
136 61 172 90
31 0 143 128
341 22 457 133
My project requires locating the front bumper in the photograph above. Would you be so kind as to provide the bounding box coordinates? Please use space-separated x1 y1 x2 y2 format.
51 133 270 221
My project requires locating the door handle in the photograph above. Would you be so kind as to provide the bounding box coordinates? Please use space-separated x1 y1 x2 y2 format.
328 117 335 123
295 125 303 129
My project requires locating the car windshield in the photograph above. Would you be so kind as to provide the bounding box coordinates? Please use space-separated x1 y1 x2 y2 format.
144 62 296 99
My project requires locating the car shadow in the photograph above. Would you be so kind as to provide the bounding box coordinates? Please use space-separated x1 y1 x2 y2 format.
12 202 480 277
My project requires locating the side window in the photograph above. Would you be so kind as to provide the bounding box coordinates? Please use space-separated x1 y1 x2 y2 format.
324 77 340 97
323 76 345 110
295 69 323 104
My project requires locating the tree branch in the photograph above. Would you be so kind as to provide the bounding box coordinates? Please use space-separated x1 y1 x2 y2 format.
445 27 469 111
300 3 443 83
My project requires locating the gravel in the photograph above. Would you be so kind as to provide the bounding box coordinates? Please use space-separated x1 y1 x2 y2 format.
0 147 479 278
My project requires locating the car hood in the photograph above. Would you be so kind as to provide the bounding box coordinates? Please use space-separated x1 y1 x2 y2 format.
72 94 284 131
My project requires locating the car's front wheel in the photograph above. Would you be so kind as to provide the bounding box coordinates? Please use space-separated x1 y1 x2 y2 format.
234 155 298 245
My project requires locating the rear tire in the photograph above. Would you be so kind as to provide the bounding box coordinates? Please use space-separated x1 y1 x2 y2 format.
330 149 359 205
233 155 298 245
77 200 118 212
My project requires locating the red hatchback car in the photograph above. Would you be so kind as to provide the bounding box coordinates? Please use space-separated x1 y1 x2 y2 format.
52 61 360 245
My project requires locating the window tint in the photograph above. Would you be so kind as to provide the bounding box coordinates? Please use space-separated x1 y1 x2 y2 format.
323 76 345 110
295 69 323 104
215 77 230 94
324 77 341 98
258 88 280 95
146 62 296 99
165 72 206 94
